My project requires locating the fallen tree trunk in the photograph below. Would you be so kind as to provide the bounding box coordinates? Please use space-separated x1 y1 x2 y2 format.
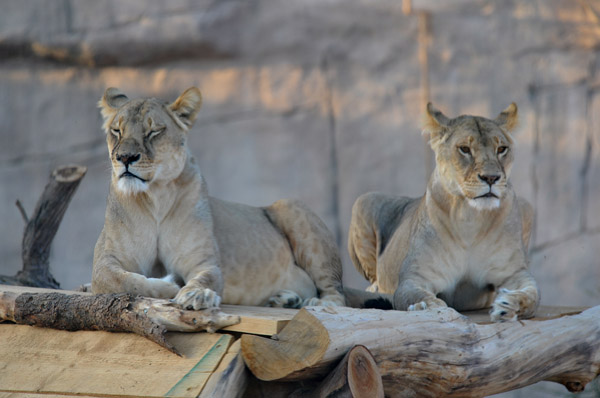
0 165 87 288
0 290 240 355
241 306 600 397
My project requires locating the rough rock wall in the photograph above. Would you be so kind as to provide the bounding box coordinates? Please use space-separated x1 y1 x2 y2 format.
1 0 599 314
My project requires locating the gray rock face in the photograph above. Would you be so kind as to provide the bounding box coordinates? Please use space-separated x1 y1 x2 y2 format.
1 0 599 318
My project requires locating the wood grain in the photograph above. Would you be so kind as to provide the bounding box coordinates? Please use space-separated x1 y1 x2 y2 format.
242 305 600 397
0 324 230 398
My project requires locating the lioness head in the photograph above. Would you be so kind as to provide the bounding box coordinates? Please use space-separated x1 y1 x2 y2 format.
423 103 518 210
98 87 203 195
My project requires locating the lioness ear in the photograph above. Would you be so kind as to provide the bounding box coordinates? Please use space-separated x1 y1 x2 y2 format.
169 87 203 128
423 103 450 147
494 102 518 132
98 87 129 127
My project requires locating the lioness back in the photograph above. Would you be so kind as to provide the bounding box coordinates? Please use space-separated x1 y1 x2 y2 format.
209 197 316 305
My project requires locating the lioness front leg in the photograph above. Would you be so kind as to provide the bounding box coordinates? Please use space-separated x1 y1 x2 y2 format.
393 278 447 311
92 261 180 298
174 265 224 310
490 269 539 322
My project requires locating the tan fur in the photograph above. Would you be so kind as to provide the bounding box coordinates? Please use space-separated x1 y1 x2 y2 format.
348 103 539 321
92 87 345 310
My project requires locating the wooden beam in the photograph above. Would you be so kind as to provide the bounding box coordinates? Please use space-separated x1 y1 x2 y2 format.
241 305 600 397
220 305 297 335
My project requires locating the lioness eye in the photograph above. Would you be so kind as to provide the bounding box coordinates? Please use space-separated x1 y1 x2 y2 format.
110 128 120 138
458 146 471 155
497 146 508 155
148 127 165 139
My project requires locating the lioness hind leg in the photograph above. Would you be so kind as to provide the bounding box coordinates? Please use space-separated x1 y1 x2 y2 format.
264 199 345 307
267 290 303 309
348 193 381 285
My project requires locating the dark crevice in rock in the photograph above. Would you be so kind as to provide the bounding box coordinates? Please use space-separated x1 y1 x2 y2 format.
528 83 541 250
322 52 342 248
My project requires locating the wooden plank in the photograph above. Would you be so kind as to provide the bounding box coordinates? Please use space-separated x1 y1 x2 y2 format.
200 340 249 398
461 305 588 324
0 285 297 336
220 305 297 335
165 334 232 397
0 324 229 398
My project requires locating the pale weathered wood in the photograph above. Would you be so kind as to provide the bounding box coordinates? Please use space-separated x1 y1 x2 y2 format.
0 287 240 354
200 339 249 398
291 345 384 398
241 305 600 397
165 334 233 397
0 324 231 397
220 305 297 335
0 165 87 288
0 285 295 336
462 305 589 324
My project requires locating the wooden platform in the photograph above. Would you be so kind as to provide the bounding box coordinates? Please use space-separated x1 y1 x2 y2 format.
0 285 591 397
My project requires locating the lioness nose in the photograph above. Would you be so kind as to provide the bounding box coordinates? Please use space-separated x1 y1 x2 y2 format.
116 153 141 167
478 174 500 186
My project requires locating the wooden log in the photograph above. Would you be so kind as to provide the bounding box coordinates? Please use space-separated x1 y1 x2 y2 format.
291 345 384 398
241 305 600 397
0 165 87 288
0 290 240 355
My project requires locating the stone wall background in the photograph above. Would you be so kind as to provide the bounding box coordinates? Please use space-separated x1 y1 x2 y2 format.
1 1 599 395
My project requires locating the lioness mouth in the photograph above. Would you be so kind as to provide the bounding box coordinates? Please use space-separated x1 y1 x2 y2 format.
120 171 147 182
475 192 498 199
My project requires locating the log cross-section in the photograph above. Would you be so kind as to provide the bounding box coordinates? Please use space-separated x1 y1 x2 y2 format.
241 306 600 397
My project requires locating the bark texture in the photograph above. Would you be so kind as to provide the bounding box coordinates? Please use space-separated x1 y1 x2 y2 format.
0 290 240 355
0 165 87 288
241 306 600 397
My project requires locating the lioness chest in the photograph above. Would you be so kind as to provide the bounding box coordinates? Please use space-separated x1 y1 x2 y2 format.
108 192 314 305
378 208 522 305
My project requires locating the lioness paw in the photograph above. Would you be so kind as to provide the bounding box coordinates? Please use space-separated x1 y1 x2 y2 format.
267 290 302 308
174 287 221 310
302 296 344 307
490 288 520 322
407 297 446 311
407 301 428 311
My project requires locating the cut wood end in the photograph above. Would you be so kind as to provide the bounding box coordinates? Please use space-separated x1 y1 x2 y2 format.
348 345 384 398
241 308 330 381
52 165 87 182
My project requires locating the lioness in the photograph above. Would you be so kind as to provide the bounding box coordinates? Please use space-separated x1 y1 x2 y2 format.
347 103 539 321
92 87 345 310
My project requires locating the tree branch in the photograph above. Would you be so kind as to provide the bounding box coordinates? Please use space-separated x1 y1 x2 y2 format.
0 290 240 355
